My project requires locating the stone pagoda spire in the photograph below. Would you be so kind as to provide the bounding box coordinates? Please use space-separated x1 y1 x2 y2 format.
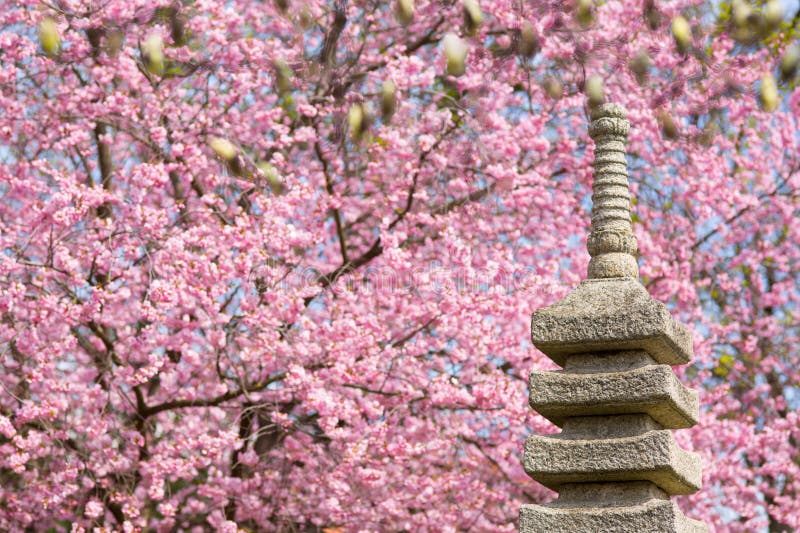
520 104 706 532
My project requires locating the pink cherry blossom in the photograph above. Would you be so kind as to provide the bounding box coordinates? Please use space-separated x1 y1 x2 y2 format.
0 0 798 531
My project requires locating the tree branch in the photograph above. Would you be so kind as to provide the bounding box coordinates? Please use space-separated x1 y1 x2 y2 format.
316 141 349 264
92 123 113 218
319 1 348 67
141 372 286 418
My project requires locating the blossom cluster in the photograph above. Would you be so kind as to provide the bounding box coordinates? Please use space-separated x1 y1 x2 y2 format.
1 0 799 531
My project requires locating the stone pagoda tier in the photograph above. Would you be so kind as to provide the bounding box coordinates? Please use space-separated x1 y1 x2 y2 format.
520 104 706 532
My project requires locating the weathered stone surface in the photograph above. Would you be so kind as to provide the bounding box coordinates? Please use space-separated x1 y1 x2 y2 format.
585 103 639 280
520 499 707 533
588 252 639 279
554 480 669 506
519 104 705 532
521 482 708 532
587 229 638 256
561 413 661 438
528 364 699 428
563 350 655 372
530 278 693 366
523 428 702 495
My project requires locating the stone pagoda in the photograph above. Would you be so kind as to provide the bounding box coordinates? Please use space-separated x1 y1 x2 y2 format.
520 104 706 532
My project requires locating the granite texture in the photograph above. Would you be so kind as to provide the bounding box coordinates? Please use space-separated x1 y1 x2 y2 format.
523 426 702 495
520 104 705 532
528 363 699 428
585 103 639 280
520 499 707 533
530 278 693 366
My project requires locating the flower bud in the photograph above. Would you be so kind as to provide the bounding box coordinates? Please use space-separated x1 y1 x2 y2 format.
764 0 783 28
381 80 397 122
106 30 124 56
348 104 372 141
657 111 679 139
210 138 245 176
396 0 415 25
86 26 103 56
463 0 484 35
142 34 165 75
39 18 61 57
758 74 779 112
275 60 293 94
671 16 691 53
629 50 650 85
732 0 753 28
518 21 539 57
575 0 594 27
443 33 468 76
543 76 562 99
585 75 604 107
170 13 187 46
298 6 314 28
210 138 238 161
643 0 661 30
698 120 718 146
780 44 799 82
258 162 285 194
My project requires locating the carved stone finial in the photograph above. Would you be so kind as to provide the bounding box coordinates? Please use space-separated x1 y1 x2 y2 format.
587 103 639 279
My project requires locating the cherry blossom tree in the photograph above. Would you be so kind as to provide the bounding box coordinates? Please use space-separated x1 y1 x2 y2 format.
1 0 799 531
